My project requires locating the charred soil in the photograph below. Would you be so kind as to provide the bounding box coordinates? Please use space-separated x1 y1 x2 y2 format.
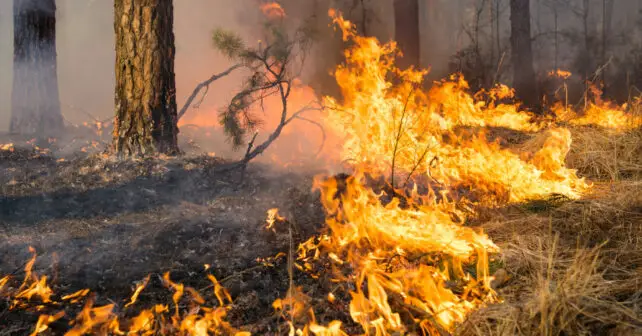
0 141 336 334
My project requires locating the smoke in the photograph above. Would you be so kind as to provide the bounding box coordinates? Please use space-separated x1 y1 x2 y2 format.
0 0 340 167
2 0 641 155
0 0 260 132
0 0 471 133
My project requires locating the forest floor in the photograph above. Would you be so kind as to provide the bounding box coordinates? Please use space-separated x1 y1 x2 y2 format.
0 130 335 335
0 126 641 335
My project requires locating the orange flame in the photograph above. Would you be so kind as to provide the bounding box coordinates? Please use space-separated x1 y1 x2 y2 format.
0 248 250 335
554 100 642 131
260 2 286 19
124 275 150 308
265 208 284 230
548 69 572 79
0 143 14 152
324 13 589 204
6 7 642 336
30 311 65 336
268 11 595 334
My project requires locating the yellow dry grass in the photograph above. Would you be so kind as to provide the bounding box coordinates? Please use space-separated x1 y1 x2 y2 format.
566 127 642 181
457 127 642 335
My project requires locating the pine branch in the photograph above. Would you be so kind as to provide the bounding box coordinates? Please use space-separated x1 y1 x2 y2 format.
207 15 319 172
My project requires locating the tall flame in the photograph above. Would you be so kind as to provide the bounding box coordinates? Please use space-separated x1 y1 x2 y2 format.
323 13 589 204
273 11 593 334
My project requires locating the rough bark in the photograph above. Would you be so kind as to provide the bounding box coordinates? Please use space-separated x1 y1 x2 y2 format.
113 0 179 156
509 0 539 109
11 0 64 135
393 0 420 69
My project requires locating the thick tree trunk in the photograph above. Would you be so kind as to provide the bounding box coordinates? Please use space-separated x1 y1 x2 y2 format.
113 0 179 156
11 0 63 135
509 0 538 109
393 0 420 69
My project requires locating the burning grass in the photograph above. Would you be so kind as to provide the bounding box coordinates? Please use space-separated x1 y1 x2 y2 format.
461 181 642 335
0 145 639 335
2 8 642 336
0 149 327 335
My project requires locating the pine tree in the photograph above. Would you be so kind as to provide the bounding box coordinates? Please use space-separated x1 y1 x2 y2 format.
113 0 179 156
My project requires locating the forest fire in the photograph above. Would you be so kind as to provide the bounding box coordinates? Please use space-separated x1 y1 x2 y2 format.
1 247 250 335
323 12 590 204
2 3 642 336
554 99 642 132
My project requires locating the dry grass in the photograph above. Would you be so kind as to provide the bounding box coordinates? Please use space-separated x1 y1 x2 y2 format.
458 181 642 336
566 127 642 181
459 120 642 335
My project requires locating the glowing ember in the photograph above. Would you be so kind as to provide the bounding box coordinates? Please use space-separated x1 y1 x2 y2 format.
1 143 14 152
548 69 572 79
265 207 284 231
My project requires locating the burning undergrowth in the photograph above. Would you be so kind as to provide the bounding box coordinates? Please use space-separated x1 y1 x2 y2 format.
1 7 642 336
0 151 327 335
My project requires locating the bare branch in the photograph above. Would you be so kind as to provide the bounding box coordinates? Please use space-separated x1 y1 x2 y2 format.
178 64 243 121
284 102 323 125
292 115 326 158
391 85 417 189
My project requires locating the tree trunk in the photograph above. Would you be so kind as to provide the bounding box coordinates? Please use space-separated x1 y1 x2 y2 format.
11 0 63 135
393 0 420 69
581 0 591 83
113 0 179 156
509 0 538 109
601 0 614 94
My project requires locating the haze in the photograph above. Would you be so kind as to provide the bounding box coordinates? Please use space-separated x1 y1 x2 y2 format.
2 0 642 132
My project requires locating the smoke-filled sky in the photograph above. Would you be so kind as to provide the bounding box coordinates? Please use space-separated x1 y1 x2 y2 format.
0 0 263 131
2 0 642 132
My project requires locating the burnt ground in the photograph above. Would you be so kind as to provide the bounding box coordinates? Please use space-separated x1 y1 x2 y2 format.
0 138 347 335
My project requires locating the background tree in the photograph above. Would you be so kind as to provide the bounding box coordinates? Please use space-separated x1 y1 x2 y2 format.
600 0 614 94
509 0 538 109
11 0 64 135
393 0 420 69
113 0 179 156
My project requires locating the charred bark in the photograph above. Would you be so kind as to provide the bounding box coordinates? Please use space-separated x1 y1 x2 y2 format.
509 0 539 110
393 0 420 69
11 0 63 135
113 0 179 156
